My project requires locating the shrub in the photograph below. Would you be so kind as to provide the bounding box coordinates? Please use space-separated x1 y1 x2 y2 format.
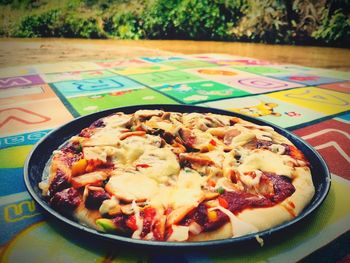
230 0 289 43
13 9 63 37
13 9 107 38
2 0 349 46
142 0 180 39
104 11 143 39
143 0 244 40
62 14 106 38
313 9 350 46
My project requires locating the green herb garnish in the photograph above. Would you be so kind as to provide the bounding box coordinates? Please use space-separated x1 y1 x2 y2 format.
217 187 225 194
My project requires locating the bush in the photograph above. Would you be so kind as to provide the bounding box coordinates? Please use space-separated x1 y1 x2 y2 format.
142 0 180 39
13 9 107 38
230 0 289 43
2 0 349 46
62 14 106 38
143 0 244 40
313 9 350 46
13 9 63 37
104 11 143 39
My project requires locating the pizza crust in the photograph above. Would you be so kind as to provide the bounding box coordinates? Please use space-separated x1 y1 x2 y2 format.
189 167 315 241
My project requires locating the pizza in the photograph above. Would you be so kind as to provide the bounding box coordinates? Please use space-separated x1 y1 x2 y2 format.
39 109 315 242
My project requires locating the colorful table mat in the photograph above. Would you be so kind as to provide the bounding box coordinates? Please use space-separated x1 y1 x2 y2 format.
0 53 349 262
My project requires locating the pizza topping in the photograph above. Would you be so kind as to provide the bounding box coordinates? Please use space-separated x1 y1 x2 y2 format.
79 128 96 138
119 131 146 140
42 110 313 242
223 129 242 145
130 201 143 239
90 118 106 128
83 146 115 163
188 221 203 235
106 172 158 202
269 144 286 155
179 153 215 167
71 159 88 176
71 171 109 188
103 112 133 128
166 205 196 227
84 186 110 210
209 206 258 237
49 187 81 214
167 225 190 241
135 147 180 183
134 109 164 120
99 196 120 215
96 218 118 233
237 150 294 180
266 173 295 203
178 127 196 149
49 169 70 195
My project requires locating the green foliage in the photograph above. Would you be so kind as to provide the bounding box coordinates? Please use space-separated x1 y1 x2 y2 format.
142 0 180 38
104 11 143 39
230 0 289 43
13 9 63 37
13 9 106 38
143 0 244 40
1 0 349 46
313 9 350 46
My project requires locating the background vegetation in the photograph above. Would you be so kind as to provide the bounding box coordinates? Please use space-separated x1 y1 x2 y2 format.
0 0 349 46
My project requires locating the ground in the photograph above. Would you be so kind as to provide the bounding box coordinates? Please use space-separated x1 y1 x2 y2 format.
0 38 349 71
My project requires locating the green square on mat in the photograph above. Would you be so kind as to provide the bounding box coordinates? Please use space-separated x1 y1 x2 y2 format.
231 66 290 75
67 88 179 115
160 60 216 69
153 81 250 104
128 70 202 87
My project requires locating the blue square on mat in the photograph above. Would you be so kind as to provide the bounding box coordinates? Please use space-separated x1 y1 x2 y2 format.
141 56 185 63
0 168 26 196
51 76 143 98
0 192 44 245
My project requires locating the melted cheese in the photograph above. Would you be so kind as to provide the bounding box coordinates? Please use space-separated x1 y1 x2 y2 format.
237 150 294 179
131 201 143 239
106 173 158 201
84 127 122 146
134 109 163 119
222 151 237 178
230 131 256 147
209 206 258 237
170 170 205 208
99 196 119 215
104 113 132 128
167 225 190 241
83 146 118 162
204 150 224 167
269 144 286 155
215 177 243 192
145 118 179 134
149 170 205 209
193 129 215 148
240 170 263 187
136 147 180 183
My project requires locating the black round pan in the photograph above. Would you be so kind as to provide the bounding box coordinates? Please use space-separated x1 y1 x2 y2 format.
24 104 331 249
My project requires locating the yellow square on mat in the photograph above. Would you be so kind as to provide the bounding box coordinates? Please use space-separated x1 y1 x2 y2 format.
267 87 350 115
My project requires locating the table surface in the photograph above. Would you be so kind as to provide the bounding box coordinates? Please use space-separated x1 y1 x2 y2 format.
0 39 349 263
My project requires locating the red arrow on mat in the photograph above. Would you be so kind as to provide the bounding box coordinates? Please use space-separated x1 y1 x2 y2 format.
0 107 51 128
294 120 350 180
